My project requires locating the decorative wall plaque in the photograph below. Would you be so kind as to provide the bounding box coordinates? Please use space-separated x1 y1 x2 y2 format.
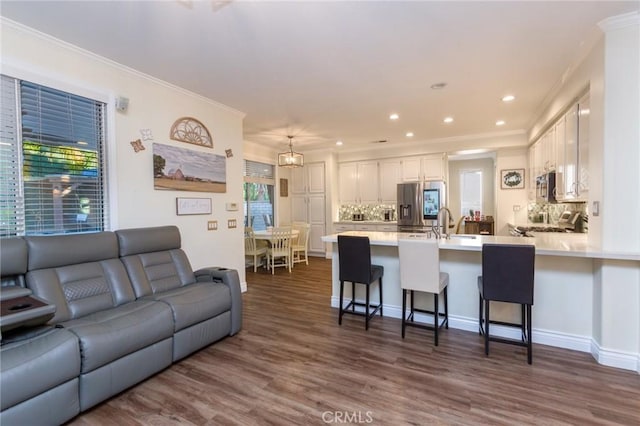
169 117 213 148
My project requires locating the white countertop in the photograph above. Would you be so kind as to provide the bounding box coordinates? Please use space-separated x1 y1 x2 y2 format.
334 220 397 224
321 231 640 261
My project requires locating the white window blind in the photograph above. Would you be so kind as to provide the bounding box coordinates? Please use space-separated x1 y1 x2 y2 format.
0 75 107 236
244 159 275 185
0 75 24 237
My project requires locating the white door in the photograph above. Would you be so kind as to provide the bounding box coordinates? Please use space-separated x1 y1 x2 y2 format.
308 194 326 253
401 157 422 181
291 166 306 194
307 162 325 194
423 154 445 181
291 195 307 222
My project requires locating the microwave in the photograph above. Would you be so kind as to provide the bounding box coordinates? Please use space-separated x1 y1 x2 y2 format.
536 172 557 203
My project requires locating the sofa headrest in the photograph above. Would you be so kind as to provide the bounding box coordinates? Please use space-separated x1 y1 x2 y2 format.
0 238 28 276
116 226 181 257
26 232 119 270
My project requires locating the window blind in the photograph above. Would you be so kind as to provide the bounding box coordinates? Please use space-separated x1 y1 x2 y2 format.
0 74 107 237
0 75 24 237
244 159 275 185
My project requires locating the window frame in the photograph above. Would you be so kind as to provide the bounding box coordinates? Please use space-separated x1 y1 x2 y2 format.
0 65 115 236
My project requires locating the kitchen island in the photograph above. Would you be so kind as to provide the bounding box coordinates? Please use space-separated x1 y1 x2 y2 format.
321 231 640 372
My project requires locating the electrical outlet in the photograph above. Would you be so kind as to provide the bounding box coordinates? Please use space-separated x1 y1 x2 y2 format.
513 205 521 212
207 220 217 231
227 219 237 229
592 201 599 216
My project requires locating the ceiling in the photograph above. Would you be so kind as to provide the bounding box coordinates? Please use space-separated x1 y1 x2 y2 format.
1 1 638 153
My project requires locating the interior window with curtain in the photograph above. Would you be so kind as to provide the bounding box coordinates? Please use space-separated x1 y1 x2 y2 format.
0 75 107 237
243 160 275 231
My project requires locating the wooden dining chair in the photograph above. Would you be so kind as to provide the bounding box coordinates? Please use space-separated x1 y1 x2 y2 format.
244 227 267 272
291 222 311 265
266 227 293 274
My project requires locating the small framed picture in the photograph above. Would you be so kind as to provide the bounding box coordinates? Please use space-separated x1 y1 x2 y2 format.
500 169 525 189
176 197 212 215
280 178 288 197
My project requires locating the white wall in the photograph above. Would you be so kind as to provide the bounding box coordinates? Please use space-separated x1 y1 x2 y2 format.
1 19 247 285
495 148 530 235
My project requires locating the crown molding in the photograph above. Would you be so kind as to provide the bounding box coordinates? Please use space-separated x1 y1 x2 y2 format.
598 11 640 32
0 17 246 118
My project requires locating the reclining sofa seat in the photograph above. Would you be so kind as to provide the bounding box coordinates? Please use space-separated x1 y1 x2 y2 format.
24 231 175 412
116 225 242 361
0 238 81 426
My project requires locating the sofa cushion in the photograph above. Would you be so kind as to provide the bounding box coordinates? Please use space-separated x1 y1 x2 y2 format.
116 226 181 257
1 238 28 288
61 300 173 373
26 232 118 270
0 327 80 411
150 282 231 332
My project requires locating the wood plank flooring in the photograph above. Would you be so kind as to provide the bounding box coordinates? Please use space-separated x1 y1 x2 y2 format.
71 257 640 425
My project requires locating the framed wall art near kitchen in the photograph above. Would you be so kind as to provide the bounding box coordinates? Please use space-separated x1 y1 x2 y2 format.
500 168 525 189
280 178 288 197
176 197 212 215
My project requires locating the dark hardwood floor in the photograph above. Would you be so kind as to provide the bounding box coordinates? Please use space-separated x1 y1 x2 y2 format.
71 257 640 425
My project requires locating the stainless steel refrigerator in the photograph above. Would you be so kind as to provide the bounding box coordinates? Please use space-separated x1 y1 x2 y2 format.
397 181 446 233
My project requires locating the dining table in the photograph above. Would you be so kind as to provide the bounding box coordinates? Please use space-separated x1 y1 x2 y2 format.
253 228 300 269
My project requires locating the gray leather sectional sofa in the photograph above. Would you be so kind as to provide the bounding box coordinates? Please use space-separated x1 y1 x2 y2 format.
0 226 242 425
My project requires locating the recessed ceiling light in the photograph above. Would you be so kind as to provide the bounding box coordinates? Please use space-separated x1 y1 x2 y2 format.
496 120 506 126
502 95 515 102
405 132 414 137
336 140 343 146
443 117 454 124
430 82 447 90
389 113 399 120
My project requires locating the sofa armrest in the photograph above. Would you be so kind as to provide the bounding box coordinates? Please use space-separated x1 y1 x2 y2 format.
0 286 32 302
194 267 242 335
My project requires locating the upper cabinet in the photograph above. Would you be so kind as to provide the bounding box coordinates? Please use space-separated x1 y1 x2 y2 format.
292 162 325 194
339 161 379 204
557 94 589 202
401 153 447 182
530 93 589 202
378 159 402 204
339 159 402 205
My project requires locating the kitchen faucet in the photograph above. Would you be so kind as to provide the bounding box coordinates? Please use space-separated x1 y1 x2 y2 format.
432 207 454 239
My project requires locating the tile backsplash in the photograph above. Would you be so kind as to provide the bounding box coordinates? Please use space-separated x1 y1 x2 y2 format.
528 202 587 226
338 204 395 221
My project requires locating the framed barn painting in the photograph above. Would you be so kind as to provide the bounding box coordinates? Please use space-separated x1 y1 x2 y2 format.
153 143 226 193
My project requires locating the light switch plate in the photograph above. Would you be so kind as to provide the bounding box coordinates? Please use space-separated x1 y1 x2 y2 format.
227 219 237 229
592 201 599 216
226 202 239 211
207 220 218 231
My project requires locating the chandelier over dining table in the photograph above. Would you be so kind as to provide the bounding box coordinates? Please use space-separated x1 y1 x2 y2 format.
278 135 304 168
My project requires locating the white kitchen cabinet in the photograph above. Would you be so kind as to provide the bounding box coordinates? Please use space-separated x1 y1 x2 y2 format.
423 153 446 181
338 163 358 204
353 223 377 231
555 94 589 202
338 161 379 204
400 154 446 182
376 224 398 232
357 161 380 204
557 104 579 201
401 157 422 182
378 159 402 204
576 93 589 201
333 223 354 233
291 162 326 254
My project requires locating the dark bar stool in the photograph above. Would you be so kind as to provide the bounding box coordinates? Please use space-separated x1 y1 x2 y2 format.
398 238 449 346
478 243 535 364
337 235 383 330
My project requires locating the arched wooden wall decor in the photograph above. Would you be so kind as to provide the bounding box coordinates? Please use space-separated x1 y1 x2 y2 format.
169 117 213 148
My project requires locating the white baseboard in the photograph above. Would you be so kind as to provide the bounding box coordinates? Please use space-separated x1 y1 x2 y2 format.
590 340 640 373
330 296 639 373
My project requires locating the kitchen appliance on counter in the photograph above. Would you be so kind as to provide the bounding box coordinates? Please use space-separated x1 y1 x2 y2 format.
397 181 447 233
383 208 395 221
352 213 365 221
536 172 557 203
510 211 585 237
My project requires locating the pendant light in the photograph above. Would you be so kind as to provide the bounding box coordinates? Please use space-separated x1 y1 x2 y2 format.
278 135 304 168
